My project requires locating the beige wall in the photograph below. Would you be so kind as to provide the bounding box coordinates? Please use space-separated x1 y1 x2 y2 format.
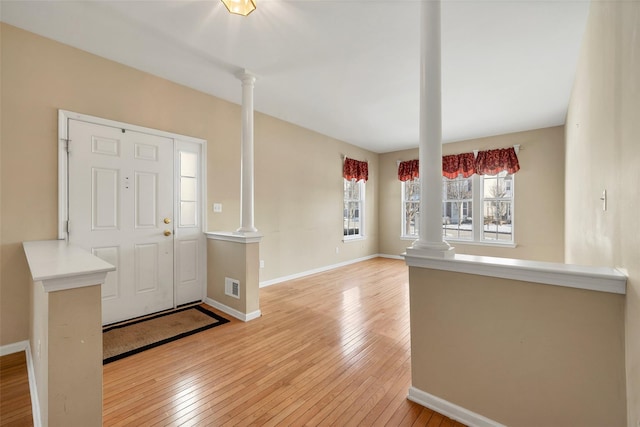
0 24 378 345
379 126 565 262
565 1 640 424
207 238 260 315
409 267 626 427
254 111 379 281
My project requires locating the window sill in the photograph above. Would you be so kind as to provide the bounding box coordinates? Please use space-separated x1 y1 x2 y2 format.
343 236 366 243
447 239 517 249
400 236 516 248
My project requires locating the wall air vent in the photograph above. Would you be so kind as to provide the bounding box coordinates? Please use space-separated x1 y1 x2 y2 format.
225 277 240 299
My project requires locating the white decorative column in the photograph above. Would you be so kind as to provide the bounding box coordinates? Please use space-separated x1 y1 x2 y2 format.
236 70 259 235
406 0 455 259
205 70 262 322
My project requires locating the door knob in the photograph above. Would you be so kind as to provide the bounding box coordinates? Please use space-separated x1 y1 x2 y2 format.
164 218 171 224
164 230 172 237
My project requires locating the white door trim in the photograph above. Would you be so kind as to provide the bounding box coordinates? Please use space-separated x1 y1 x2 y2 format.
58 110 208 317
58 110 207 240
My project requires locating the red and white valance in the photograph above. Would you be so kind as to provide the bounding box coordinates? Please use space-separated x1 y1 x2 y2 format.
397 159 420 182
343 157 369 182
442 152 476 179
475 147 520 175
397 146 520 180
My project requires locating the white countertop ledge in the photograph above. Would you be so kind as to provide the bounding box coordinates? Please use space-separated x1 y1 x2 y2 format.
23 240 116 292
206 231 263 244
403 253 627 295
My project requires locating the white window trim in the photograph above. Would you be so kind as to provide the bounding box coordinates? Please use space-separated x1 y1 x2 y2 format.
400 174 516 246
478 172 515 244
343 178 366 242
401 178 420 239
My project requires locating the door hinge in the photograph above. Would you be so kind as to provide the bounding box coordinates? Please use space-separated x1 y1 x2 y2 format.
66 220 70 234
61 138 70 152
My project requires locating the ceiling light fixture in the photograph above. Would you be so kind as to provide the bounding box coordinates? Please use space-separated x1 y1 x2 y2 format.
221 0 256 16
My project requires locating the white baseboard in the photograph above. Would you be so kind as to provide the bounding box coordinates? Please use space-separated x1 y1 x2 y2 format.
259 254 405 288
0 341 42 427
0 340 28 356
378 253 404 260
24 343 42 427
407 387 505 427
204 297 261 322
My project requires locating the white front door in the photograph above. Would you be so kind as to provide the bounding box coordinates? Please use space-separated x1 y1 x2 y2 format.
68 119 175 324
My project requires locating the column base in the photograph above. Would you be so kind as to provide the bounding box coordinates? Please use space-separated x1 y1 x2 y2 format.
406 240 456 259
235 227 260 237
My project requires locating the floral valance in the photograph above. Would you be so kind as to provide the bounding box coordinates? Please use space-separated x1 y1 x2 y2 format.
397 146 520 180
343 157 369 182
442 152 476 179
475 147 520 175
398 159 420 182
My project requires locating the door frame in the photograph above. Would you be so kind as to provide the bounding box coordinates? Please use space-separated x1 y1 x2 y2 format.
58 109 208 305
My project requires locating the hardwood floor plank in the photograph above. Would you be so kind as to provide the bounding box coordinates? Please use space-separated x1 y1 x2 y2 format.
411 407 436 426
0 352 33 427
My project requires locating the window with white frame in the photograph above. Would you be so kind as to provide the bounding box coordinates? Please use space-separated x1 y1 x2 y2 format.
401 172 515 244
442 175 474 240
401 177 420 238
344 178 365 239
481 171 514 242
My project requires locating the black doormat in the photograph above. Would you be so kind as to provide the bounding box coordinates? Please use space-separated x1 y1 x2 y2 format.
103 305 229 364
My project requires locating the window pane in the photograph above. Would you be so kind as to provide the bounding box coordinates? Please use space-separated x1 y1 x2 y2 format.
404 201 419 236
483 200 512 241
445 178 472 200
351 180 360 199
180 202 197 227
442 176 473 239
407 181 419 200
180 177 197 202
180 151 198 178
483 171 510 199
402 178 420 237
481 171 513 242
443 200 473 240
344 179 364 237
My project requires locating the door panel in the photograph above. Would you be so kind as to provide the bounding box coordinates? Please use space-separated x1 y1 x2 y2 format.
69 119 174 324
135 172 158 228
178 239 198 282
92 246 120 300
134 243 159 292
92 168 119 230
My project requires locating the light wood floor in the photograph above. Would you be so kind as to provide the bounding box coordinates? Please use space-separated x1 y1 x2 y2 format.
1 257 465 426
0 351 33 426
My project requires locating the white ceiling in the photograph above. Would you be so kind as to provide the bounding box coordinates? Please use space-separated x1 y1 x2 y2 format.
1 0 590 153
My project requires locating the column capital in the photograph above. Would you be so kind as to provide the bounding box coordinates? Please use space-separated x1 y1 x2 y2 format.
235 69 258 85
